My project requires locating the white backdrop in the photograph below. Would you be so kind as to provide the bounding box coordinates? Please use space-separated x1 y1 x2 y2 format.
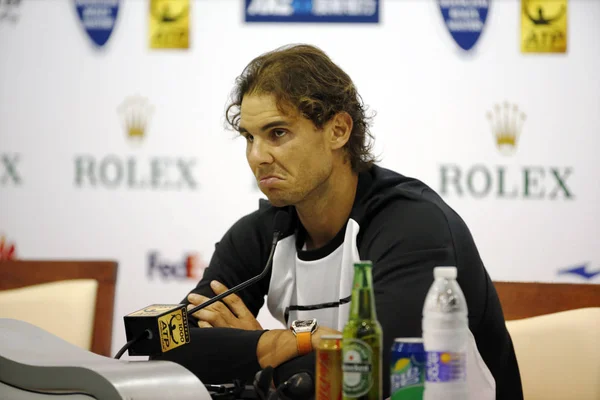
1 0 599 357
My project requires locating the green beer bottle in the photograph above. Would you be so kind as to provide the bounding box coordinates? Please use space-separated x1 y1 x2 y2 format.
342 261 382 400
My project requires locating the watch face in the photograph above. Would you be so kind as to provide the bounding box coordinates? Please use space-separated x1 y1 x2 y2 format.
292 319 317 333
294 320 314 329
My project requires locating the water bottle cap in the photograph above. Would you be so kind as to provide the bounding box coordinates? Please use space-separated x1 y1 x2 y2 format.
434 266 457 279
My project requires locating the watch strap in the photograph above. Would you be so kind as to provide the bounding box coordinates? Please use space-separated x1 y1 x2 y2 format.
295 331 312 356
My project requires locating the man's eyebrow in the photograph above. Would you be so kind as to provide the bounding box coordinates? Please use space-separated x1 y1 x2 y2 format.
239 120 291 134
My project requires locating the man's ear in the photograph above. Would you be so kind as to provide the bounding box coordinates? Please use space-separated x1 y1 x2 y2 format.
328 112 353 150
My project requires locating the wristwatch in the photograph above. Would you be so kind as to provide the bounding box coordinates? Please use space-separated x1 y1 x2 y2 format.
290 319 318 356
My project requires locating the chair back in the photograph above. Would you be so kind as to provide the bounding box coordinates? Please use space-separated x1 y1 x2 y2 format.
494 281 600 400
506 307 600 400
493 280 600 320
0 260 117 356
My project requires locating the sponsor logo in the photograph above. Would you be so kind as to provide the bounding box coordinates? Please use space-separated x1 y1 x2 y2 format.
74 0 120 47
118 95 154 141
486 101 526 157
147 251 206 280
0 234 16 260
74 95 199 190
149 0 190 49
438 0 490 51
426 351 465 383
157 307 190 352
1 154 21 186
342 338 374 396
521 0 567 53
0 0 20 24
125 304 190 352
439 101 574 200
558 264 600 281
245 0 379 23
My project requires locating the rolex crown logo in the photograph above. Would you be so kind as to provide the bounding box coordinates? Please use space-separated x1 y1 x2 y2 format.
117 95 154 140
486 101 526 156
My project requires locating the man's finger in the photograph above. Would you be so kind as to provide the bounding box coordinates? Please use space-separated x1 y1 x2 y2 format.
188 293 227 319
194 309 230 328
209 281 230 296
187 303 217 323
187 304 201 320
210 280 251 318
188 292 238 327
188 293 210 306
198 321 212 328
187 303 209 323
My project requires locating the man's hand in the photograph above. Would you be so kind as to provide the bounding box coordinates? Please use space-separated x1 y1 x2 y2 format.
187 280 263 330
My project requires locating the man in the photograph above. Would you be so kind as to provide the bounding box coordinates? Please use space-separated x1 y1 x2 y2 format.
152 44 523 399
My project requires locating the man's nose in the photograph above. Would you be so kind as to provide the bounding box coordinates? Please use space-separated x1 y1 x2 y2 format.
248 138 274 165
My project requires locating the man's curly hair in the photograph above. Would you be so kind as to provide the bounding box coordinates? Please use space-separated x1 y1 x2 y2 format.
225 44 376 173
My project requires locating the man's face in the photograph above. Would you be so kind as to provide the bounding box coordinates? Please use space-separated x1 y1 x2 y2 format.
239 94 333 207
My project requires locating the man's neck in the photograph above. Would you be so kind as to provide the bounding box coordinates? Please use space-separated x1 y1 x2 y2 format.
295 167 359 250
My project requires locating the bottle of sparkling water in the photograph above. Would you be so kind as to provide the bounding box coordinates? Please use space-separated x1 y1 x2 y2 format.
422 266 469 400
342 261 382 400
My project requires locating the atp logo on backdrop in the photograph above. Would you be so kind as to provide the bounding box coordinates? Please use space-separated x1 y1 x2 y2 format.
0 234 16 260
245 0 379 23
521 0 567 53
74 95 199 190
149 0 190 49
439 101 574 200
147 251 206 281
438 0 490 51
74 0 120 48
1 154 21 186
0 0 21 24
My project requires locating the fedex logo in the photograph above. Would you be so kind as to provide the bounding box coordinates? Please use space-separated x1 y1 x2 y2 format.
147 251 205 280
0 234 16 260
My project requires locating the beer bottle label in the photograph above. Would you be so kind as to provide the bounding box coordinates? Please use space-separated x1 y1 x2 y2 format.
342 339 373 397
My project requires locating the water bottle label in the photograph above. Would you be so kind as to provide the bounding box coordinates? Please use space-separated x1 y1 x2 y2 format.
342 339 373 397
425 351 466 383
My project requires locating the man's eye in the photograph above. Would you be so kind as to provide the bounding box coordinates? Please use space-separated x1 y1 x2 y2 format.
272 130 286 139
243 134 254 143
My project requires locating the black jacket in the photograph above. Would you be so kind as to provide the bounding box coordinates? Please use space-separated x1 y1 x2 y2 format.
151 165 523 400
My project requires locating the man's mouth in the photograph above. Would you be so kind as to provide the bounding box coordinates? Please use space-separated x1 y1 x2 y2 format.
258 175 283 187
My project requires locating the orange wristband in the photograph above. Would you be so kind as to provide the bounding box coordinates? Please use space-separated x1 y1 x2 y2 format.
296 331 313 356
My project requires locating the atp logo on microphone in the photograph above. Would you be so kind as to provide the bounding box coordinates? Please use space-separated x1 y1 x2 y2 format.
158 308 190 352
125 304 191 354
147 251 206 280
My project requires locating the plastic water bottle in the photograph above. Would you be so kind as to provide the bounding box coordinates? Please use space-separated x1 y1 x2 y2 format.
422 266 468 400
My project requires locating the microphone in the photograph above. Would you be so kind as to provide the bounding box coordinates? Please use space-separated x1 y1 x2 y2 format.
118 210 291 358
